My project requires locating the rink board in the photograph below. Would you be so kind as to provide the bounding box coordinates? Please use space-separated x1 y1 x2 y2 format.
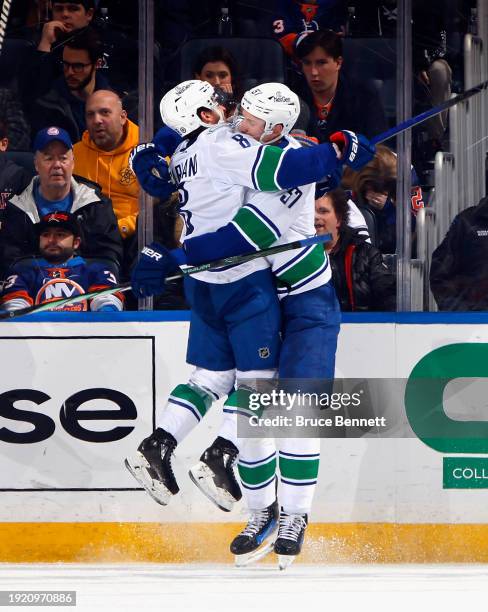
1 312 488 563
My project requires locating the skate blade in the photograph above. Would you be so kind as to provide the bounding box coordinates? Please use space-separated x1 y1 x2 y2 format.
189 462 236 512
278 554 297 571
125 454 173 506
234 540 276 567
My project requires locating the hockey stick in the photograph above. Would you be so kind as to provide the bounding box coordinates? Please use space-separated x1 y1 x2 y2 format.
371 79 488 145
0 233 331 319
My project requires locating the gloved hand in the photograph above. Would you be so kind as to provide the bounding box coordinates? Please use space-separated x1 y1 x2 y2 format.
131 242 186 298
330 130 375 171
129 143 174 198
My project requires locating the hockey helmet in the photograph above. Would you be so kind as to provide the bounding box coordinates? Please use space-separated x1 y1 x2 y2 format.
238 83 300 143
159 80 224 137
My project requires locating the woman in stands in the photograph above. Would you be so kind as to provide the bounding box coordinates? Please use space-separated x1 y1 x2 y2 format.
315 186 396 311
193 46 241 114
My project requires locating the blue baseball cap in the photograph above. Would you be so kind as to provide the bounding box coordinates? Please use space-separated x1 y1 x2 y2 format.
33 127 73 153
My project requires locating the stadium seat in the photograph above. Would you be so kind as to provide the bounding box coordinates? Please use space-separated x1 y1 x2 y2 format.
357 204 379 247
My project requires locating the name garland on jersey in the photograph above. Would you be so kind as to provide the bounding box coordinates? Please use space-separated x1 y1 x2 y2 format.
171 154 198 183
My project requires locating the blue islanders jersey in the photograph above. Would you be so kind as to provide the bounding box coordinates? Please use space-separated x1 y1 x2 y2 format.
0 256 122 311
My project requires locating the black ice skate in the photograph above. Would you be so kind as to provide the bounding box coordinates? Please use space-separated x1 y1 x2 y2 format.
189 436 242 512
230 501 279 567
125 428 179 506
274 509 308 570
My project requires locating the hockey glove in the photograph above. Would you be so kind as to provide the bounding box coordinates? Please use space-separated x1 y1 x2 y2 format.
129 143 174 199
330 130 375 171
131 242 186 298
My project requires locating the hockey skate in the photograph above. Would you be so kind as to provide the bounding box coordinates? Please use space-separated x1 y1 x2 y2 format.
125 428 179 506
189 436 242 512
230 501 279 567
274 509 308 570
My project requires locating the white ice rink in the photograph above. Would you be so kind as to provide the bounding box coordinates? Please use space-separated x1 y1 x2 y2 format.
1 564 487 612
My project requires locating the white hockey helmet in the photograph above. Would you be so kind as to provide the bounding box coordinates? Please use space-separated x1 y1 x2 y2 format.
159 79 224 137
239 82 300 143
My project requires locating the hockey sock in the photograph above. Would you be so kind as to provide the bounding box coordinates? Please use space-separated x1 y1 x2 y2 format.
238 438 277 510
157 383 213 444
278 438 320 514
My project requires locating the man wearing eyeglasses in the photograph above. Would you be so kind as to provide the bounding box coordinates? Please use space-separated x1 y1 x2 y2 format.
30 26 111 144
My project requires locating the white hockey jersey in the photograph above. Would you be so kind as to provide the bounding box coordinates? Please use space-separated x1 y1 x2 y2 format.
170 123 330 291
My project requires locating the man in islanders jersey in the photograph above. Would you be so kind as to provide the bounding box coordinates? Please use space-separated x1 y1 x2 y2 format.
127 81 375 565
0 211 123 312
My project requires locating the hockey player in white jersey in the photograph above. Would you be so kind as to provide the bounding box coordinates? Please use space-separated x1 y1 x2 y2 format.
126 80 375 567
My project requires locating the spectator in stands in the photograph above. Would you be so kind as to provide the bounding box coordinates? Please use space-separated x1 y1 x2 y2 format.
315 186 395 311
342 144 424 254
18 2 96 108
272 0 348 56
0 118 33 211
193 46 241 109
0 210 123 312
293 29 388 142
73 90 139 240
0 126 122 277
17 1 139 116
29 27 110 144
430 196 488 311
37 0 95 53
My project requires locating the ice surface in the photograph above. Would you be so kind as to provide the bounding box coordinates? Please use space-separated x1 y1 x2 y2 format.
0 563 487 612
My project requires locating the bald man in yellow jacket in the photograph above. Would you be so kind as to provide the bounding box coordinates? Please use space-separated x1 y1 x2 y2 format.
74 90 140 239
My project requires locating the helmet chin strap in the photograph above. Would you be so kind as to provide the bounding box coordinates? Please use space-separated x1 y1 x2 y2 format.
259 125 282 145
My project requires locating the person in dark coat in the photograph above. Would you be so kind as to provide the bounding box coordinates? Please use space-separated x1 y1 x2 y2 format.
0 126 122 278
293 29 388 143
315 186 396 311
29 27 110 145
430 197 488 311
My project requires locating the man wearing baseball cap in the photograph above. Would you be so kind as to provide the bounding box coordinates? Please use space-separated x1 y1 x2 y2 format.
0 126 122 277
0 209 123 313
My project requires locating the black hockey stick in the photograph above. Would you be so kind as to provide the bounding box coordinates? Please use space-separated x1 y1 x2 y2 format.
371 79 488 145
0 233 331 319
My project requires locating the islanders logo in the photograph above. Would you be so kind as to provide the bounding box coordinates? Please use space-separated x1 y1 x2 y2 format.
35 278 88 311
